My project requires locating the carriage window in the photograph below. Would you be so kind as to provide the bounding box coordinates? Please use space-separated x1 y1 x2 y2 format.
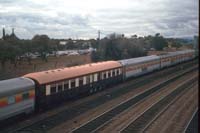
71 79 75 88
57 84 63 92
90 75 93 83
101 72 104 80
8 96 15 104
118 69 121 74
46 85 51 95
50 84 57 94
79 77 83 86
97 73 100 80
108 71 111 78
94 73 98 82
64 81 69 90
103 73 107 79
112 70 115 76
110 70 113 77
22 93 29 100
116 69 119 75
86 75 90 84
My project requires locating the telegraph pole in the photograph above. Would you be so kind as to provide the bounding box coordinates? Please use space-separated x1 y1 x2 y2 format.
2 28 5 40
97 30 101 48
98 30 100 40
12 28 14 35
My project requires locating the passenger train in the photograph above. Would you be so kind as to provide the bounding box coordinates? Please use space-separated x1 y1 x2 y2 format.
0 50 196 121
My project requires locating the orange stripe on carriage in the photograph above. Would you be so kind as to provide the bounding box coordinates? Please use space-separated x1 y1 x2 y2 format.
15 94 22 102
0 98 8 107
29 90 35 99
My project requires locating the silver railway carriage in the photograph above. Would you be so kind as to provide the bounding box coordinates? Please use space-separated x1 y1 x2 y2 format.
0 78 35 121
173 50 195 62
160 50 195 68
160 53 176 68
119 55 160 79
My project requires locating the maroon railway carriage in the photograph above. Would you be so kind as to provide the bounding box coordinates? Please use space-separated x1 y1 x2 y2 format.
24 61 123 109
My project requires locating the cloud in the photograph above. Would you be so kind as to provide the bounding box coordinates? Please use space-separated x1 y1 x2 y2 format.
0 11 95 39
0 0 198 39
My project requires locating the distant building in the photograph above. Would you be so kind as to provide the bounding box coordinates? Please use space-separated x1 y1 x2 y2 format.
1 28 19 40
82 41 91 47
131 35 137 39
59 41 68 45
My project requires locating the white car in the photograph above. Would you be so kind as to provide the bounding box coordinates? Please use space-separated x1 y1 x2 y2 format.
68 52 79 56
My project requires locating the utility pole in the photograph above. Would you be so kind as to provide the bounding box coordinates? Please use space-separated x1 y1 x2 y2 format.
98 30 100 40
97 30 101 48
12 28 14 35
2 28 5 40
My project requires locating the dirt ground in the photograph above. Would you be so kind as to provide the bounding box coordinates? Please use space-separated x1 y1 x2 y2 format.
0 54 92 80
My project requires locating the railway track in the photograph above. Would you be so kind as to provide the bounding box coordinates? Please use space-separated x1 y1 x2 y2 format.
141 82 198 133
120 77 197 133
71 66 198 133
184 108 198 133
1 60 198 133
85 69 198 133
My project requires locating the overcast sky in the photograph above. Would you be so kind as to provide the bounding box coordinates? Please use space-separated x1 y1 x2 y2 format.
0 0 199 39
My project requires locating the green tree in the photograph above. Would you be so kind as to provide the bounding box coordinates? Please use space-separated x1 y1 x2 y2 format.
104 39 122 60
0 40 21 67
151 33 167 50
32 35 52 62
0 40 9 67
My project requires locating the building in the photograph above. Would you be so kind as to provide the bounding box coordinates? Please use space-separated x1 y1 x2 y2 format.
1 28 19 40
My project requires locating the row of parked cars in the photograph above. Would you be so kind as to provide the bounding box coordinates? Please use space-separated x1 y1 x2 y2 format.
19 48 96 59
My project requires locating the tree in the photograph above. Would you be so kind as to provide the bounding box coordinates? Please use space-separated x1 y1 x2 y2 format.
32 35 52 62
0 40 9 67
0 40 21 67
104 39 122 60
91 34 147 62
20 40 35 65
151 33 167 50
